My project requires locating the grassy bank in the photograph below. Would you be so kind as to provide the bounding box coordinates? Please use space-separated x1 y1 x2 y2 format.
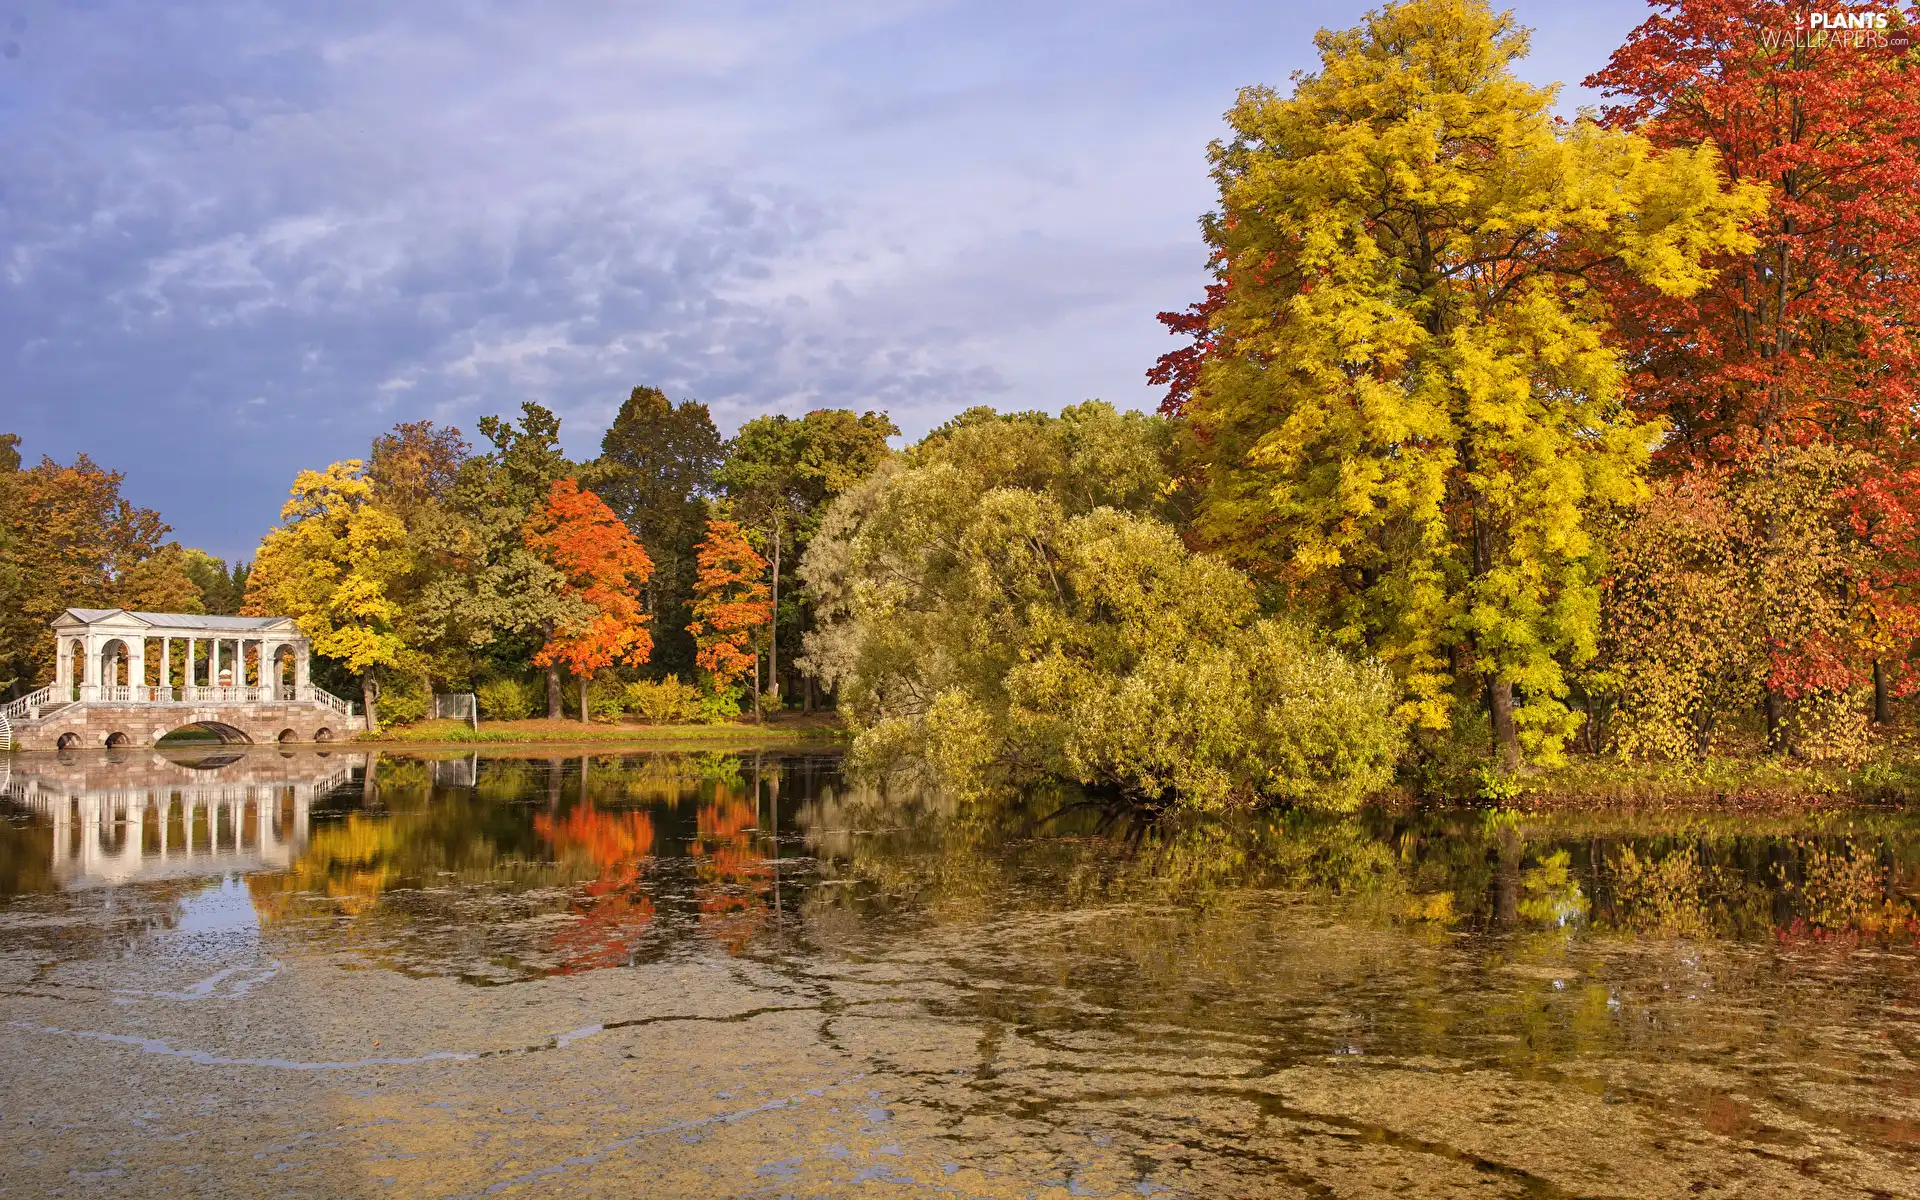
1471 738 1920 813
356 714 847 750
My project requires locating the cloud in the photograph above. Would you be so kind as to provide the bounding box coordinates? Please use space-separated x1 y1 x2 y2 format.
0 0 1650 558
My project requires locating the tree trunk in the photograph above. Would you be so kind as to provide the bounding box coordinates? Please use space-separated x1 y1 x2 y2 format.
752 645 763 724
546 662 563 720
1764 689 1787 753
1488 676 1521 773
361 673 380 734
1873 661 1891 725
579 674 591 725
768 522 780 716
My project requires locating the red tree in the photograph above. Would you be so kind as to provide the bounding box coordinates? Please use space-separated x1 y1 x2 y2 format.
1588 0 1920 721
524 478 655 721
687 519 770 711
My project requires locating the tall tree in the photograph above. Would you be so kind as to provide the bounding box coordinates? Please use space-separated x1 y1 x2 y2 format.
687 519 771 715
416 404 585 717
523 478 656 724
588 386 722 674
1152 0 1764 768
1587 0 1920 734
244 461 409 729
182 549 249 615
717 409 896 710
0 445 200 695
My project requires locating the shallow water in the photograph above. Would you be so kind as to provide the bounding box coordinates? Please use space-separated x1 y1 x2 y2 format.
2 748 1919 1197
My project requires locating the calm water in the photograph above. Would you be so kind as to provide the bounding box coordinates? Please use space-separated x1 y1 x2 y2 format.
2 748 1919 1197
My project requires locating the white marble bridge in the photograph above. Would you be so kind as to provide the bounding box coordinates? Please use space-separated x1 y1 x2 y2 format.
2 609 365 752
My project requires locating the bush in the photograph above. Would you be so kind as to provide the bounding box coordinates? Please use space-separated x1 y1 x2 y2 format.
588 676 629 721
625 675 702 724
378 673 431 726
476 676 534 721
695 683 744 724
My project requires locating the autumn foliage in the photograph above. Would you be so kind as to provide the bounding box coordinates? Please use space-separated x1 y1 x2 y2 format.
523 477 656 678
1588 0 1920 740
686 519 770 691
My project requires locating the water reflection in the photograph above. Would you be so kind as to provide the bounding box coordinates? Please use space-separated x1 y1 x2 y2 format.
4 749 1920 1195
0 749 350 889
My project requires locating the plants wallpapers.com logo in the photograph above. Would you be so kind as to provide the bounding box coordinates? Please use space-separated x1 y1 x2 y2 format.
1760 8 1915 50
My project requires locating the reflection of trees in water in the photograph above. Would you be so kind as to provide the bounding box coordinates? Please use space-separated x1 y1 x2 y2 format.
690 794 772 954
797 786 1920 947
534 806 657 972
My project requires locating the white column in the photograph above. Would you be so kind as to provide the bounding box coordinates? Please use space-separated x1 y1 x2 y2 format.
160 638 172 698
80 635 98 701
211 639 223 691
129 636 146 691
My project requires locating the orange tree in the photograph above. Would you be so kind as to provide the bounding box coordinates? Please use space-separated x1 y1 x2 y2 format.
522 478 655 722
687 519 770 716
1588 0 1920 734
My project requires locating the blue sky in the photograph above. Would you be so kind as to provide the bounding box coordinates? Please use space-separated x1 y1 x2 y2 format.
2 0 1654 560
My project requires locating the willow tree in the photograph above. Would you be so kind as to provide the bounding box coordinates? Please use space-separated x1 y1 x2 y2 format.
1154 0 1764 768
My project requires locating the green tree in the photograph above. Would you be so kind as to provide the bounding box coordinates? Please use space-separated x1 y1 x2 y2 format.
802 404 1403 810
587 386 723 675
182 549 249 615
244 461 409 729
413 404 588 717
1153 0 1764 768
717 408 897 710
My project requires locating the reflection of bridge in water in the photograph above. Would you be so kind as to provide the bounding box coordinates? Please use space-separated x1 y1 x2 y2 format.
0 750 363 889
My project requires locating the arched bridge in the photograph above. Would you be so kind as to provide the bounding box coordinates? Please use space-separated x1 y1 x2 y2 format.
1 608 366 752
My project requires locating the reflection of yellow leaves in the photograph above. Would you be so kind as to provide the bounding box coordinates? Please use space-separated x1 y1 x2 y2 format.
1610 846 1709 936
264 815 402 920
1519 851 1590 926
1786 839 1914 933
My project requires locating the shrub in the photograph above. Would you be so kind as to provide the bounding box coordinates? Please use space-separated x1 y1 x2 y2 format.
624 675 701 724
378 673 432 726
476 676 534 721
694 683 744 724
587 676 629 722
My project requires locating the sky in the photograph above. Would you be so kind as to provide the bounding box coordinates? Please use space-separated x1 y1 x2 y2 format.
1 0 1655 561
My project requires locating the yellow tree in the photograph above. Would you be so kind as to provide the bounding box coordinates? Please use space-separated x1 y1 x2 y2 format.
1154 0 1764 768
245 460 409 730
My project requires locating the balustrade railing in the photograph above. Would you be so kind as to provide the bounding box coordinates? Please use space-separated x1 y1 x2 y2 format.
10 682 354 715
3 686 55 720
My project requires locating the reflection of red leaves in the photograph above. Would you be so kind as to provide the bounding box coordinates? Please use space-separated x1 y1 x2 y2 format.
537 806 657 869
689 798 773 954
536 806 659 973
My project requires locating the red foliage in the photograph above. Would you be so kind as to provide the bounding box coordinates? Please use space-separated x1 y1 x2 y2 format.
1146 279 1227 417
1588 0 1920 683
524 478 655 676
686 519 770 690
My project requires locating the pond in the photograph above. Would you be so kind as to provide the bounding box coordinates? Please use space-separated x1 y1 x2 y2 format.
1 748 1917 1197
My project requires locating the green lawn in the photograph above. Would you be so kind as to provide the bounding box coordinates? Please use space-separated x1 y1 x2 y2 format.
357 715 847 748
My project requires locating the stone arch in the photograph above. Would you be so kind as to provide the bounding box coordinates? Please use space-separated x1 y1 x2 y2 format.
67 638 86 699
56 732 81 749
99 639 131 689
160 721 254 746
104 731 134 747
314 727 335 743
277 728 298 744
